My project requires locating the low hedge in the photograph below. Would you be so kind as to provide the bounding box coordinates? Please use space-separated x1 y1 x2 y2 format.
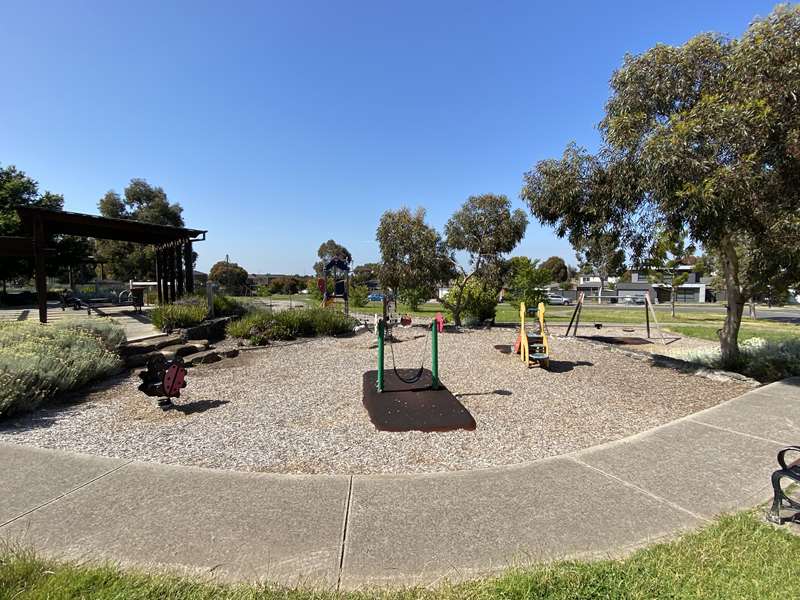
682 337 800 382
0 318 125 417
227 307 357 344
151 295 245 331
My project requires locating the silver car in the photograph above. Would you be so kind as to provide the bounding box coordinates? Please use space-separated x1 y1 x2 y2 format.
546 293 571 306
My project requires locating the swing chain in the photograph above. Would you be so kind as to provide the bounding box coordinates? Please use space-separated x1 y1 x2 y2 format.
386 320 431 384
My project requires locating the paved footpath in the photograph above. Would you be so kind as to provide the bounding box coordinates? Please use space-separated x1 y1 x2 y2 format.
0 303 159 341
2 378 799 591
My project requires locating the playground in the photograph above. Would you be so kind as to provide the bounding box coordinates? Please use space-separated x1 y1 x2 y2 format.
1 322 754 474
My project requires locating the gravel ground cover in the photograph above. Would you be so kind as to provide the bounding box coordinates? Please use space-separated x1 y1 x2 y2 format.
547 324 719 357
0 327 753 474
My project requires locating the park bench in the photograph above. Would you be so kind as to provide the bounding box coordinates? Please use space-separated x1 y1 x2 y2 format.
768 446 800 524
61 288 144 316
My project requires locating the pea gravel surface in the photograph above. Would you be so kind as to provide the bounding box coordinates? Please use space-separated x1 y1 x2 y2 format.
0 327 754 474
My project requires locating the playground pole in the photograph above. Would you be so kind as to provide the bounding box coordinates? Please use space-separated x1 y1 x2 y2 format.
377 319 384 392
431 320 439 390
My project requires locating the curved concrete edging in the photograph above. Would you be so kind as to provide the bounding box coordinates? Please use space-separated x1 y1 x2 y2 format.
1 377 798 590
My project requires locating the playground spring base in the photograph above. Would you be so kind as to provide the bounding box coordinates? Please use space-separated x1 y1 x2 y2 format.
362 370 476 433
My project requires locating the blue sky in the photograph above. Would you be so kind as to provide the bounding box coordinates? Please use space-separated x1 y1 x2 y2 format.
1 0 777 275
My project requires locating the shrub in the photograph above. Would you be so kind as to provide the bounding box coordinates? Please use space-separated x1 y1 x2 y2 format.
213 294 245 317
226 307 357 344
680 337 800 382
350 285 369 308
0 320 124 417
446 279 499 325
151 300 208 331
399 287 431 311
151 295 244 331
53 317 127 349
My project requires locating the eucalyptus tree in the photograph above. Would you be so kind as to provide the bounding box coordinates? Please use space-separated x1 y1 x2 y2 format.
443 194 528 325
522 5 800 366
376 207 454 305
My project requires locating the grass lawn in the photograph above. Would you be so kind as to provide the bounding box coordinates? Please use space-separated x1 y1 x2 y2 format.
2 512 798 599
665 323 800 344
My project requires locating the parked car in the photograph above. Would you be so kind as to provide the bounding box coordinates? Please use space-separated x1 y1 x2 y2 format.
545 293 571 306
367 292 384 302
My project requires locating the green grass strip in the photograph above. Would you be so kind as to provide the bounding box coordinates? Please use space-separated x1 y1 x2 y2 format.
2 512 799 599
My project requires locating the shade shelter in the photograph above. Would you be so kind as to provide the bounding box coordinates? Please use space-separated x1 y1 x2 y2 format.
3 207 206 323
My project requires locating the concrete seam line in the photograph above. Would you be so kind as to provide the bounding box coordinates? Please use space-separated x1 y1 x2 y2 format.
0 460 135 530
687 418 793 447
336 475 354 592
567 456 708 523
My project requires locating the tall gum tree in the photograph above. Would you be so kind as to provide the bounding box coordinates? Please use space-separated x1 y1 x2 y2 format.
443 194 527 326
522 6 800 366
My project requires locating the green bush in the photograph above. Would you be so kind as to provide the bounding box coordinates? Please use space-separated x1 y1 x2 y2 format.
226 307 357 344
681 337 800 382
0 319 124 417
350 285 369 308
151 295 244 331
53 318 127 349
213 294 246 317
151 300 208 331
447 279 499 324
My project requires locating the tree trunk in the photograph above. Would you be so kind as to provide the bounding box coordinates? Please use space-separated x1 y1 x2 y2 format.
719 238 744 367
450 270 476 327
671 284 676 318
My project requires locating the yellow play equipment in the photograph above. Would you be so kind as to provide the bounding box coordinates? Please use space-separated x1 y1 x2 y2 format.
513 301 550 369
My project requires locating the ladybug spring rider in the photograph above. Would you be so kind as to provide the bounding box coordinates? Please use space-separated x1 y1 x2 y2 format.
138 354 188 409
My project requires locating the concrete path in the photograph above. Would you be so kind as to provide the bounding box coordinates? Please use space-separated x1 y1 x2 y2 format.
0 302 159 341
2 378 798 590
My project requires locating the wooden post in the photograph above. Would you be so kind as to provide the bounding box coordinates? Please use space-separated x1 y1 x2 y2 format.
206 280 215 318
167 245 176 303
155 248 163 304
33 216 47 323
645 292 651 338
184 242 194 294
175 243 184 298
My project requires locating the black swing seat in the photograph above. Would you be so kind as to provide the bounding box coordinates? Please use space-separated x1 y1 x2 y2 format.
768 446 800 524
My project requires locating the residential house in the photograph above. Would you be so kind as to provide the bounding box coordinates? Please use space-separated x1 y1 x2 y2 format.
619 265 713 303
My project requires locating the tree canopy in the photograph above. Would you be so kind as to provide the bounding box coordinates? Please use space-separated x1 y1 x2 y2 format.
522 5 800 364
540 256 570 282
314 240 352 276
209 261 249 294
443 194 528 325
95 179 187 281
376 207 453 301
0 165 64 290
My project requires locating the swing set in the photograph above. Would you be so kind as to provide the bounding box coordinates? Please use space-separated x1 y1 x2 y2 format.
565 290 666 345
361 309 475 433
375 312 445 392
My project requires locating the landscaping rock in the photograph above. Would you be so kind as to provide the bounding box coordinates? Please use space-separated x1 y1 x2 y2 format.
182 317 232 342
160 341 209 361
124 351 161 369
185 350 222 366
119 334 184 358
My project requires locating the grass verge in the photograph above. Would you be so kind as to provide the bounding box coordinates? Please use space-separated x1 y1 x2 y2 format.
665 323 800 344
1 512 799 599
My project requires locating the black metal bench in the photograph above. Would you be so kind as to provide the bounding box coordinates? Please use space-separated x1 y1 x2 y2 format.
768 446 800 524
60 288 144 316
